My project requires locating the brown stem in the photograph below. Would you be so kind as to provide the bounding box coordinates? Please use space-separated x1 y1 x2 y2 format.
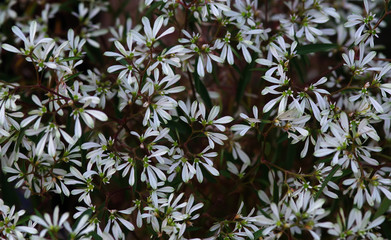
261 157 314 177
38 84 71 101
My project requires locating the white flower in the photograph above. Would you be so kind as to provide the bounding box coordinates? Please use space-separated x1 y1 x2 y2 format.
215 32 235 65
132 16 175 47
64 166 97 204
104 34 140 84
141 156 167 189
344 0 378 46
64 214 95 239
104 208 136 239
0 199 37 239
256 202 290 236
342 43 376 76
194 43 223 78
2 21 52 55
31 206 69 237
232 106 260 136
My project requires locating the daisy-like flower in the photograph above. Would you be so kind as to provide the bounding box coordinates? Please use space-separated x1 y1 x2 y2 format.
178 100 202 124
194 147 220 182
349 82 384 113
342 43 376 76
0 199 38 240
201 105 233 131
141 71 185 97
194 0 230 20
147 45 187 76
104 207 135 240
64 214 95 240
296 14 328 43
228 202 260 239
132 16 175 47
104 34 141 84
66 29 86 60
193 43 223 78
315 113 380 173
227 161 249 178
141 156 167 189
2 21 52 55
328 208 384 239
143 96 177 129
224 0 257 26
256 202 291 236
215 32 235 65
314 112 349 162
20 95 47 130
299 77 330 122
31 206 69 237
231 106 260 136
64 166 97 204
67 82 108 138
343 168 391 208
344 0 378 46
117 156 137 186
256 36 297 77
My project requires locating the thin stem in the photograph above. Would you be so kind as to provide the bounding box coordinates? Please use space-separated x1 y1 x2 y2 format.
38 84 71 101
261 157 314 177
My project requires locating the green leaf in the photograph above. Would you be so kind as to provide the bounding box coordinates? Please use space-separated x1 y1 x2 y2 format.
164 116 192 141
220 169 231 178
193 61 212 109
83 44 103 64
16 215 31 225
64 72 82 81
231 46 242 60
89 232 103 240
34 208 44 218
291 57 305 83
14 129 25 154
284 144 296 170
145 1 165 18
374 198 391 219
380 220 391 239
253 229 264 239
60 0 77 11
314 165 340 200
0 173 20 207
186 226 202 232
119 58 128 66
235 57 256 103
44 47 55 62
0 73 21 83
296 44 338 55
276 132 288 144
232 64 241 73
59 56 81 62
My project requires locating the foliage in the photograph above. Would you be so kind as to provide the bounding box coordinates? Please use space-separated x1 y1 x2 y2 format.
1 0 391 239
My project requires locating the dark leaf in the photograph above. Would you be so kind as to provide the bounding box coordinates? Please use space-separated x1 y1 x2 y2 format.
296 43 338 55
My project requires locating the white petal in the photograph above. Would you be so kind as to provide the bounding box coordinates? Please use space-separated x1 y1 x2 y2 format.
85 110 108 121
2 44 21 53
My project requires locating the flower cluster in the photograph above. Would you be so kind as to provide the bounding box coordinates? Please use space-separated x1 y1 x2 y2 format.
1 0 391 239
